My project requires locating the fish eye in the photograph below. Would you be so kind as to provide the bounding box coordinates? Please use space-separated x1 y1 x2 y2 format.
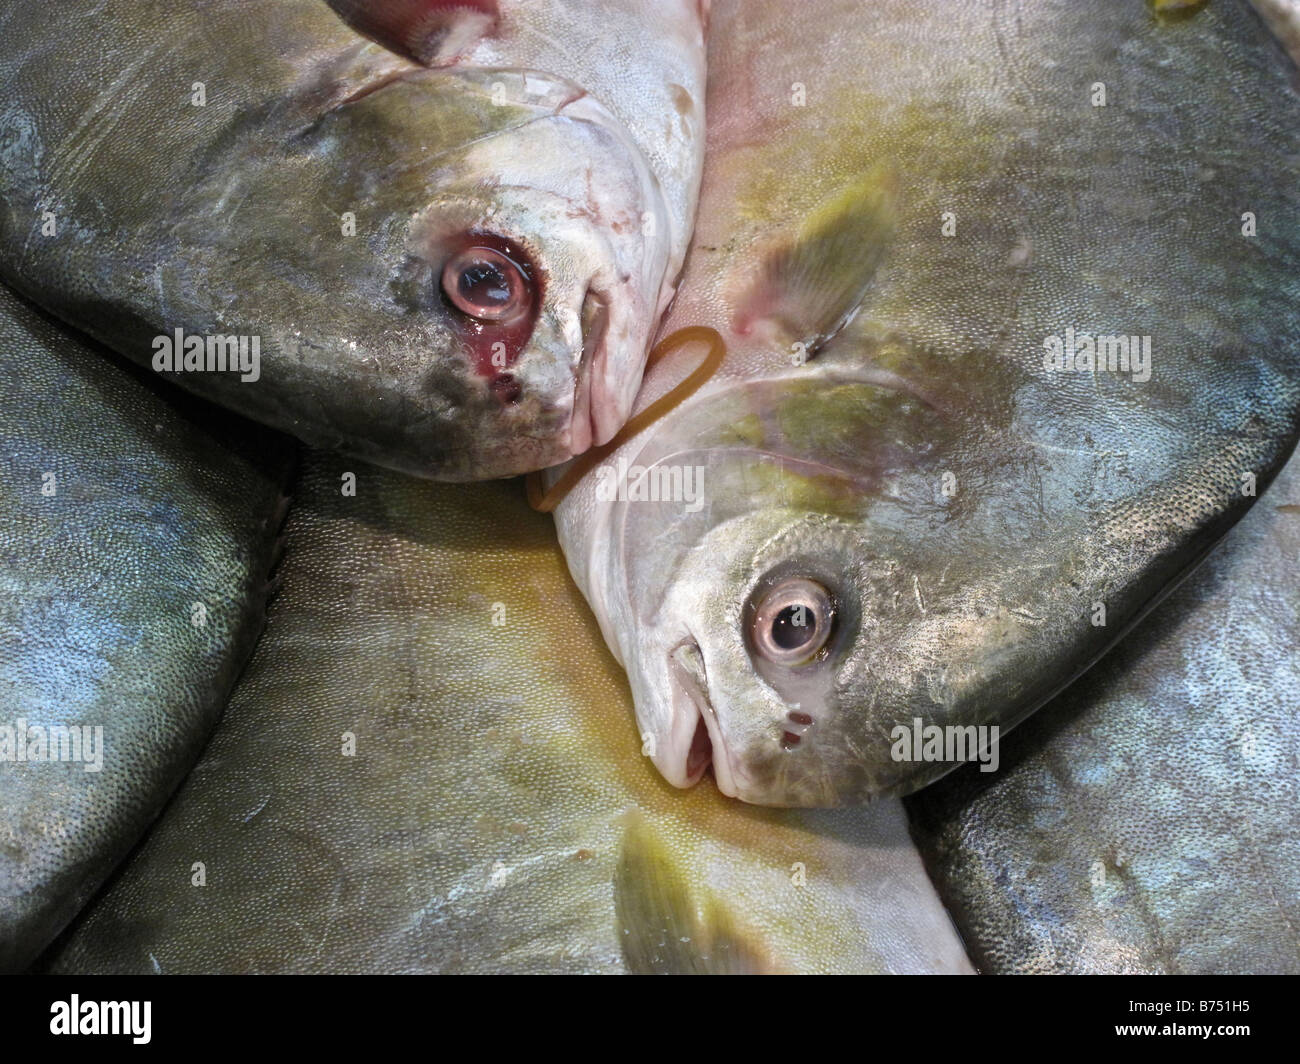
750 578 835 666
441 245 532 323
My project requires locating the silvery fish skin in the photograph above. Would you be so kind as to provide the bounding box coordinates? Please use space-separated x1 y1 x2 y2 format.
0 0 706 480
1252 0 1300 62
907 450 1300 974
38 455 971 975
552 0 1300 805
0 284 293 972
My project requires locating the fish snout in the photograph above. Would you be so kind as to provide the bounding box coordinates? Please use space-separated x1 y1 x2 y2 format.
565 283 617 456
452 192 665 464
478 275 628 468
656 640 746 797
650 635 857 807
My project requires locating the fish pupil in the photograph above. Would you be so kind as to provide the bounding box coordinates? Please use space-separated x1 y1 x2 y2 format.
459 261 511 308
771 605 815 650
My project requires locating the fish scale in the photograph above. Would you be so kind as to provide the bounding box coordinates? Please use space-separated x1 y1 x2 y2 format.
907 447 1300 974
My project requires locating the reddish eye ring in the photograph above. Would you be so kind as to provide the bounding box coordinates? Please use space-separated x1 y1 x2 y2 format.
441 245 531 323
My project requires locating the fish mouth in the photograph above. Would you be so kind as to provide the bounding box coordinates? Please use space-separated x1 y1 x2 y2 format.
567 285 618 455
665 640 737 796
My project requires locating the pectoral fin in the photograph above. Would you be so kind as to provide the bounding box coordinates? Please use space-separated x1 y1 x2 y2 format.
325 0 498 66
614 811 774 974
734 165 897 353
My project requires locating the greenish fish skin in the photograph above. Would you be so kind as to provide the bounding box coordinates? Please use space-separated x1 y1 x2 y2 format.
0 284 294 972
552 0 1300 805
37 454 972 975
0 0 707 480
906 450 1300 974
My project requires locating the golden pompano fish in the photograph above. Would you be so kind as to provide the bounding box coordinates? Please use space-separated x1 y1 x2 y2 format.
549 0 1300 805
0 0 707 479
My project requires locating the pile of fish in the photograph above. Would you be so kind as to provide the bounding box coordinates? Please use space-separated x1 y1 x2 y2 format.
0 0 1297 974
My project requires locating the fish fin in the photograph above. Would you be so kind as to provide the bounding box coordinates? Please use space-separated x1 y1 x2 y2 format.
734 165 897 354
325 0 499 66
1150 0 1211 21
614 811 774 974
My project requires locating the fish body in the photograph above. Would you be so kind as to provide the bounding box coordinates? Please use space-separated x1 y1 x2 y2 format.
907 449 1300 974
38 455 971 975
0 284 292 971
552 0 1300 805
0 0 707 479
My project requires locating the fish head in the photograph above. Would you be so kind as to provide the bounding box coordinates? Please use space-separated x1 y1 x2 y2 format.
171 65 675 479
625 494 879 808
590 350 1012 806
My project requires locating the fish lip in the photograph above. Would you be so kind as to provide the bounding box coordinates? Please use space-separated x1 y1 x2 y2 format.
567 285 614 456
665 640 738 797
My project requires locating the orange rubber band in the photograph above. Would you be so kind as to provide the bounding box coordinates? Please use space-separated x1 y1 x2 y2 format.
526 325 726 513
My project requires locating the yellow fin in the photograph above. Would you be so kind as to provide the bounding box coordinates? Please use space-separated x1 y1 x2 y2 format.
735 164 897 353
1150 0 1211 20
614 811 774 975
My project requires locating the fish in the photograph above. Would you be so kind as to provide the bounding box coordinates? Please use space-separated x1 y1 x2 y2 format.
36 454 971 975
0 0 707 480
906 448 1300 974
0 283 294 972
547 0 1300 805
